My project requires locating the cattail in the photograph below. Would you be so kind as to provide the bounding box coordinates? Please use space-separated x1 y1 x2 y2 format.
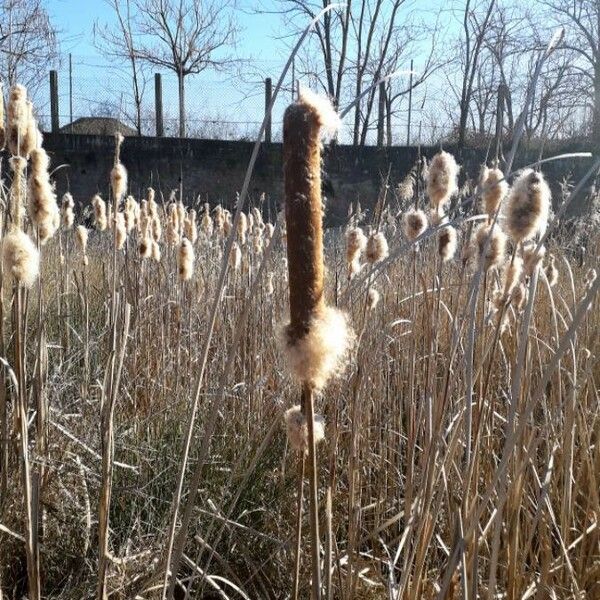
3 228 40 288
365 231 389 264
92 194 108 231
367 288 380 309
151 240 161 262
9 156 27 227
253 228 264 254
229 242 242 270
480 166 508 218
438 224 458 262
512 282 528 312
505 169 551 242
28 147 59 244
501 256 523 302
6 84 28 156
281 89 351 390
284 405 325 454
110 132 127 202
61 193 75 229
200 203 212 237
166 219 180 246
115 212 127 249
214 205 225 236
397 170 415 203
427 151 459 216
124 195 138 233
23 100 40 155
177 237 195 281
184 209 198 243
251 206 263 227
147 187 158 217
545 254 558 287
264 222 275 240
403 208 428 242
474 223 506 271
522 241 546 277
345 227 367 265
223 211 232 237
176 201 186 232
247 211 255 232
75 224 88 255
237 212 248 245
266 271 275 295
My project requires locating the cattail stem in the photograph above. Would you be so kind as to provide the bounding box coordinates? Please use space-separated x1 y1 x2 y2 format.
292 456 305 600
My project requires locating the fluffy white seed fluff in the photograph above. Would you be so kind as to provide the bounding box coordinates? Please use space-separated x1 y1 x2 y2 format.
297 87 341 139
61 193 75 229
284 405 325 454
365 232 389 264
403 209 428 242
3 228 40 288
177 237 195 281
427 151 459 211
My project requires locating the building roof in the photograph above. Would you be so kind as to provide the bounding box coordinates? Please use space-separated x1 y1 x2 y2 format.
59 117 137 136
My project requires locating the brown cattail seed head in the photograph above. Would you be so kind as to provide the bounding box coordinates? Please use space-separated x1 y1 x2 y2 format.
282 90 351 390
403 209 428 242
480 166 508 218
427 151 459 213
3 228 40 288
438 224 458 262
505 169 551 242
545 254 558 287
92 194 107 231
474 223 506 271
284 405 325 454
365 232 389 264
110 133 127 202
177 237 195 281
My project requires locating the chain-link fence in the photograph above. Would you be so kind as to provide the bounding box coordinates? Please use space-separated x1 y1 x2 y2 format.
29 54 452 146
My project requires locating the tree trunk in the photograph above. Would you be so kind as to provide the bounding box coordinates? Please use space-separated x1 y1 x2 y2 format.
178 71 186 138
593 65 600 139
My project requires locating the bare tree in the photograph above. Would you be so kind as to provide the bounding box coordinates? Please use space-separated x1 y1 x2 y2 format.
95 0 148 135
132 0 238 137
541 0 600 138
0 0 58 94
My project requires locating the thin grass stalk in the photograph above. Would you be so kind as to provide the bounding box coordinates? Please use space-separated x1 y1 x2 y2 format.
292 456 305 600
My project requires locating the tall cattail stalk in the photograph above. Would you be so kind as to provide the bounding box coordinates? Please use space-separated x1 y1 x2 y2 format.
282 89 347 600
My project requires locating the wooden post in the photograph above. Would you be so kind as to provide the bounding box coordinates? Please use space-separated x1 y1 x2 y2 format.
155 73 164 137
265 77 273 143
50 70 59 133
377 81 385 147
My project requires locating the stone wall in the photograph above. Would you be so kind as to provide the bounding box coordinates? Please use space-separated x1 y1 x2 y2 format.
42 132 597 225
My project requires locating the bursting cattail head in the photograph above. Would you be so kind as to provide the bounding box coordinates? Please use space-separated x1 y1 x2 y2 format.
28 147 59 244
23 100 40 156
92 194 107 231
474 223 506 271
110 132 127 202
427 151 459 212
124 195 138 232
480 166 508 218
9 155 27 227
151 240 161 262
501 255 523 302
365 231 389 264
229 242 242 270
6 84 28 156
505 169 551 242
403 208 428 242
177 237 195 281
264 222 275 240
284 405 325 454
522 241 546 277
147 187 158 216
512 282 528 312
345 227 367 265
438 223 458 262
281 89 351 390
237 211 248 244
367 288 380 309
75 225 88 255
214 204 225 236
184 208 198 243
397 170 415 203
545 254 558 287
3 228 40 288
115 212 127 249
61 193 75 229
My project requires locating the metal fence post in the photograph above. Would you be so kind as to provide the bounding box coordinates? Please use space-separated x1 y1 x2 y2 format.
265 77 272 143
155 73 164 137
50 70 59 133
